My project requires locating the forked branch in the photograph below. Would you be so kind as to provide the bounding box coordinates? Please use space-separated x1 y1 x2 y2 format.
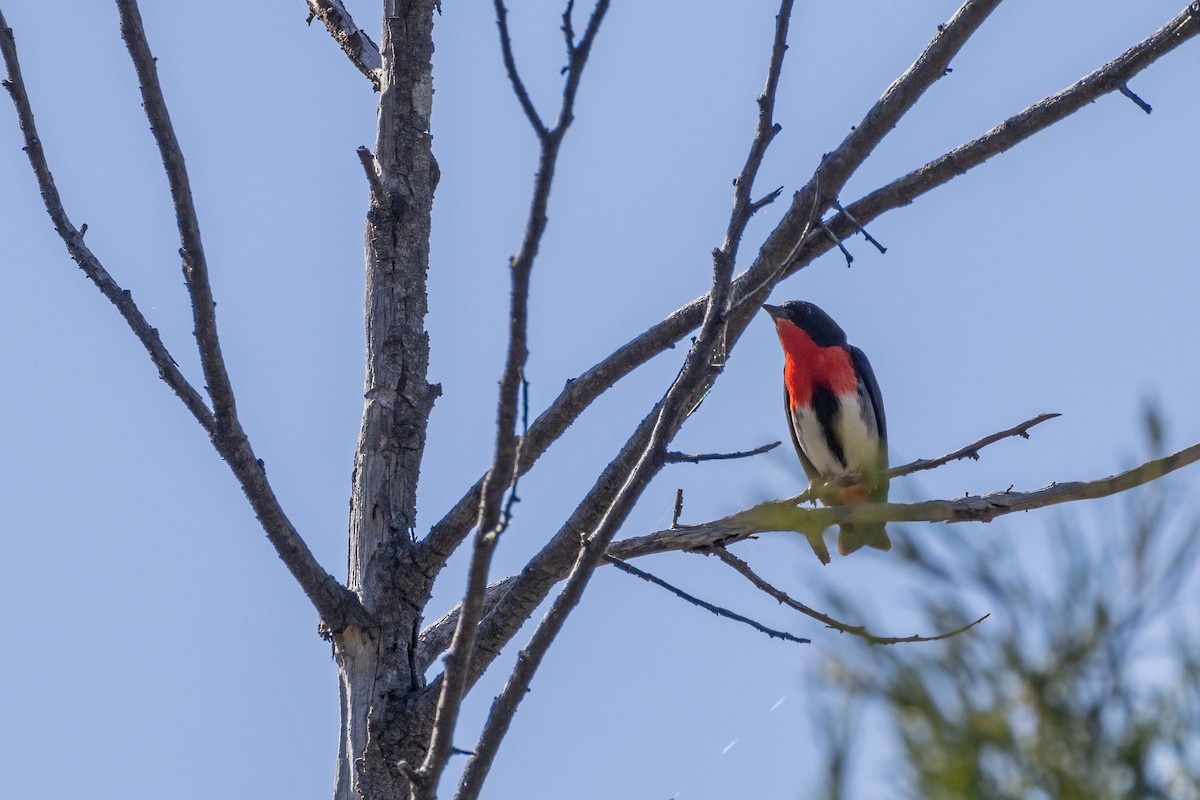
0 11 212 435
117 0 235 430
1 4 368 633
606 555 810 644
708 548 988 645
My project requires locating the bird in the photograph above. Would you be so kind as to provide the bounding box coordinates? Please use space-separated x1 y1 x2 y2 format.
763 300 890 557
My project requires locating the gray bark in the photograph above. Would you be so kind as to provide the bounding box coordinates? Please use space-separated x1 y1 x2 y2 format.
333 1 440 798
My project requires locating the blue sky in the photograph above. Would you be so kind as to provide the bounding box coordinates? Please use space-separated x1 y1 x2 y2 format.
2 1 1199 798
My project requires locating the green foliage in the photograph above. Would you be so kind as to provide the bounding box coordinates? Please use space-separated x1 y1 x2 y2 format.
818 409 1200 800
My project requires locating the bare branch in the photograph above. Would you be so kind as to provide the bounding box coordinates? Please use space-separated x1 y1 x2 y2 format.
821 222 854 267
605 555 810 644
117 0 237 431
493 1 547 136
414 3 612 794
708 548 988 645
810 3 1200 274
0 11 212 434
665 441 781 464
750 185 785 215
2 4 368 633
115 1 367 628
561 0 576 53
305 0 382 88
720 0 793 260
887 413 1060 480
830 199 886 254
754 0 1003 280
612 439 1200 561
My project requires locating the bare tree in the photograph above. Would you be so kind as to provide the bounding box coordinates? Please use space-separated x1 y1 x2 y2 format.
3 1 1200 798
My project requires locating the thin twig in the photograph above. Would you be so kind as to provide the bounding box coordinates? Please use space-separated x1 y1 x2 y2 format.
887 412 1060 480
414 423 1191 666
417 3 612 796
831 199 886 254
561 0 576 53
784 412 1062 507
493 1 547 136
605 555 809 644
710 548 987 645
665 441 781 464
117 0 236 430
821 222 854 266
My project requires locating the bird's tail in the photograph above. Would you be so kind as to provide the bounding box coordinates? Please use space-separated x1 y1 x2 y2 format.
837 523 891 556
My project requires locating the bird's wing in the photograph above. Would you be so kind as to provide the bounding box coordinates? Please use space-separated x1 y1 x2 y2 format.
848 345 886 442
849 345 889 502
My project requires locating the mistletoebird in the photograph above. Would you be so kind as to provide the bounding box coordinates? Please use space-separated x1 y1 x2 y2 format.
763 301 890 556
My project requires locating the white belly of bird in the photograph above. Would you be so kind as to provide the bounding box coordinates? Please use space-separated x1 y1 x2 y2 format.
792 392 879 478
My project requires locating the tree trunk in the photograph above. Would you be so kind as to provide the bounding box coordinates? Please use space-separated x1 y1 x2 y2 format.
334 1 440 797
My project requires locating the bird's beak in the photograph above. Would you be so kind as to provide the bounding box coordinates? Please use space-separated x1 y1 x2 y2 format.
762 303 784 320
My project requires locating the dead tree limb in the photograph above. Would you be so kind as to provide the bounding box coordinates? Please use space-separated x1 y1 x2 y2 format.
305 0 382 88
